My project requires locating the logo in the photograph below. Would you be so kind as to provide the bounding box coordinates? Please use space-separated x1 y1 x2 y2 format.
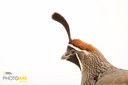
2 71 28 82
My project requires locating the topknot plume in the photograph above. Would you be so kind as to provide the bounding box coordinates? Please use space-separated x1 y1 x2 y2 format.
52 12 71 41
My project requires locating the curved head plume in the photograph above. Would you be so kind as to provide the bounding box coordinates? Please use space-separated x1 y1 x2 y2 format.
52 12 97 52
52 12 71 41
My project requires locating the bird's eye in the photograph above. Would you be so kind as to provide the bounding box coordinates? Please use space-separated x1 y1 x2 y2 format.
70 49 75 54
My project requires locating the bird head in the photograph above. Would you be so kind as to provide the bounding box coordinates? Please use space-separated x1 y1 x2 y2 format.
52 12 97 70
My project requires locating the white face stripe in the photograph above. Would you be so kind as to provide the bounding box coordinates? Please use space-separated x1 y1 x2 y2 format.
68 44 81 51
76 53 83 72
67 44 92 72
68 44 84 71
68 44 90 55
68 44 91 71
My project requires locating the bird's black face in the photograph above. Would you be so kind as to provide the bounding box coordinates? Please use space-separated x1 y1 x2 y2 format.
61 45 81 70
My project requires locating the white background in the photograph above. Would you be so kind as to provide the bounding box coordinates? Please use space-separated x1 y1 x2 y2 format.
0 0 128 85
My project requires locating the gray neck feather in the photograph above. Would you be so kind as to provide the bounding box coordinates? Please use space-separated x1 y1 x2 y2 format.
77 50 116 85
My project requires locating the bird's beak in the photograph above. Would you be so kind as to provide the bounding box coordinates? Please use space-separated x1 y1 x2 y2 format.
61 54 68 60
